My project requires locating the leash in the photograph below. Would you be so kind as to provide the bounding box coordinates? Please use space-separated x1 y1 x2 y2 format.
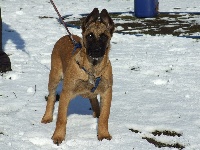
50 0 82 52
50 0 100 92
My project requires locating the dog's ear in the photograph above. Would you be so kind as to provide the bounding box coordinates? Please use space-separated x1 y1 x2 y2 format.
82 8 99 32
100 9 115 35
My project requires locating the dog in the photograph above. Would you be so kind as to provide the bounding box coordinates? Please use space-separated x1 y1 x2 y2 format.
41 8 114 145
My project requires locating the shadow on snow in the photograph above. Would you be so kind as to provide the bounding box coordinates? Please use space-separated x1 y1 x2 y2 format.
56 81 93 116
2 22 27 54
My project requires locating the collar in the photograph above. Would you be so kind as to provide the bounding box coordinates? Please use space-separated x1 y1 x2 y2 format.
72 42 82 54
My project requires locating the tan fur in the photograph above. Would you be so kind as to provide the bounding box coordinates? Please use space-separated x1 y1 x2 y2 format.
41 18 113 144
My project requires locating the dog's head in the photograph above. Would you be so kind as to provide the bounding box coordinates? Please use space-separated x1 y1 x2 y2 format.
82 8 114 64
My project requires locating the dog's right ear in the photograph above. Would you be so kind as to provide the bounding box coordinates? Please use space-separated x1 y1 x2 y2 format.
82 8 99 32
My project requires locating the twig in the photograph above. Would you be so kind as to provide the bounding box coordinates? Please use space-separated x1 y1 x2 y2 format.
13 92 17 98
33 85 36 95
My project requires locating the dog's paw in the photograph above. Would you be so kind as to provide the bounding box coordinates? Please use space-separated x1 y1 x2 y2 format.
97 132 112 141
41 115 53 124
93 112 100 118
51 133 65 145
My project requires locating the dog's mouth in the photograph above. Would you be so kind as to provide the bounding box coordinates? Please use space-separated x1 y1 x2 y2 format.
86 48 106 66
87 56 103 66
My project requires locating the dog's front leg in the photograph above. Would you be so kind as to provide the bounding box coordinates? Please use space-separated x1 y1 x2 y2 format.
51 90 73 145
98 86 112 141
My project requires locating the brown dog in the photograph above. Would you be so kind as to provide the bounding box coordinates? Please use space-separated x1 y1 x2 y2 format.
41 8 114 145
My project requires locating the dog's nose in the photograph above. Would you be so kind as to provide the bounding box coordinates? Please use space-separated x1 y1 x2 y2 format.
95 48 100 51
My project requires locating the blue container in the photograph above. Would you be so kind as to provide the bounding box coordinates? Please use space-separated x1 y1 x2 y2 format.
134 0 159 18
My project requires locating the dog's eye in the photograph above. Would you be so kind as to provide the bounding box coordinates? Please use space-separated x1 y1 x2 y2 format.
99 34 108 42
86 33 95 41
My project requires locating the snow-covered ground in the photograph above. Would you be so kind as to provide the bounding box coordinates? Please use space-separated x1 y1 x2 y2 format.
1 0 200 149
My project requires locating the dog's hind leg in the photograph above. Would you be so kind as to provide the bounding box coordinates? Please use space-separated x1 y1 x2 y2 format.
41 50 63 124
89 97 100 118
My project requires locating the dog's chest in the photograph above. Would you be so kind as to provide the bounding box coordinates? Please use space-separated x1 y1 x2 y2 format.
74 76 109 97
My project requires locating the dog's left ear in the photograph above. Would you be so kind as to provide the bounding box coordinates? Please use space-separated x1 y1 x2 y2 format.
100 9 115 36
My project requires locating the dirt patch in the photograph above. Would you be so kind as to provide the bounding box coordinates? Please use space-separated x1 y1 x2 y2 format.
142 136 184 149
129 128 141 133
112 13 200 37
151 130 182 137
129 128 185 149
61 12 200 38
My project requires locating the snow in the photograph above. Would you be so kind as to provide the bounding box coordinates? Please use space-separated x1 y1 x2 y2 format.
1 0 200 149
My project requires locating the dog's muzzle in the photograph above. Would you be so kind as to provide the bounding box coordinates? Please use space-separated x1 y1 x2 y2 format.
87 46 106 58
85 33 108 59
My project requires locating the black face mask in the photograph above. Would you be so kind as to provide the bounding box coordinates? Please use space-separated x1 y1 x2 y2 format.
85 33 108 59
